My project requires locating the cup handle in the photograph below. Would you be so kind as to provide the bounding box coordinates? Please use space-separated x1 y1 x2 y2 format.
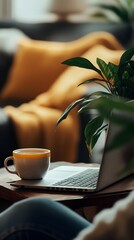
4 156 17 175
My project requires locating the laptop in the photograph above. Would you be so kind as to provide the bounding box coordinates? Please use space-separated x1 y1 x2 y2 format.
11 110 134 193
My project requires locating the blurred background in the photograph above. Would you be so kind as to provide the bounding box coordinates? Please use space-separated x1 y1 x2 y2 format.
0 0 133 165
0 0 133 23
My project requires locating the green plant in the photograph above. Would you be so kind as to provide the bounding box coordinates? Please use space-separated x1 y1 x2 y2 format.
90 0 134 22
56 47 134 156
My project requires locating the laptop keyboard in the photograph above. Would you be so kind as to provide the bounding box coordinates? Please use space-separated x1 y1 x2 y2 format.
53 168 99 188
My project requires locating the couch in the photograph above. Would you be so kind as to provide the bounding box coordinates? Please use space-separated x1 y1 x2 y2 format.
0 19 133 167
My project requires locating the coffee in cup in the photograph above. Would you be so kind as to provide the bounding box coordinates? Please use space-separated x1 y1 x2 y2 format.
4 148 50 180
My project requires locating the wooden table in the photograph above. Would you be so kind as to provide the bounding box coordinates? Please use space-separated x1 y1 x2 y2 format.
0 162 134 213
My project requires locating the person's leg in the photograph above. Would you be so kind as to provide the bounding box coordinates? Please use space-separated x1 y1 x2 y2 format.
0 197 90 240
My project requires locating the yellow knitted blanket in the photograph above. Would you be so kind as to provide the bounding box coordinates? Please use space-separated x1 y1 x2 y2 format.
3 32 124 163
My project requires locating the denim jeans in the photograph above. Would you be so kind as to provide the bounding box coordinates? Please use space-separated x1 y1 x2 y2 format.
0 197 90 240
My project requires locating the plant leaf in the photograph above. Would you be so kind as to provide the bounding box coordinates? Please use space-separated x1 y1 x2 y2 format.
97 4 130 21
91 124 107 149
89 96 134 120
84 116 104 146
119 48 134 65
78 78 104 86
62 57 103 77
97 58 112 80
78 78 110 92
56 98 84 126
108 62 118 79
88 91 111 99
78 92 111 113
